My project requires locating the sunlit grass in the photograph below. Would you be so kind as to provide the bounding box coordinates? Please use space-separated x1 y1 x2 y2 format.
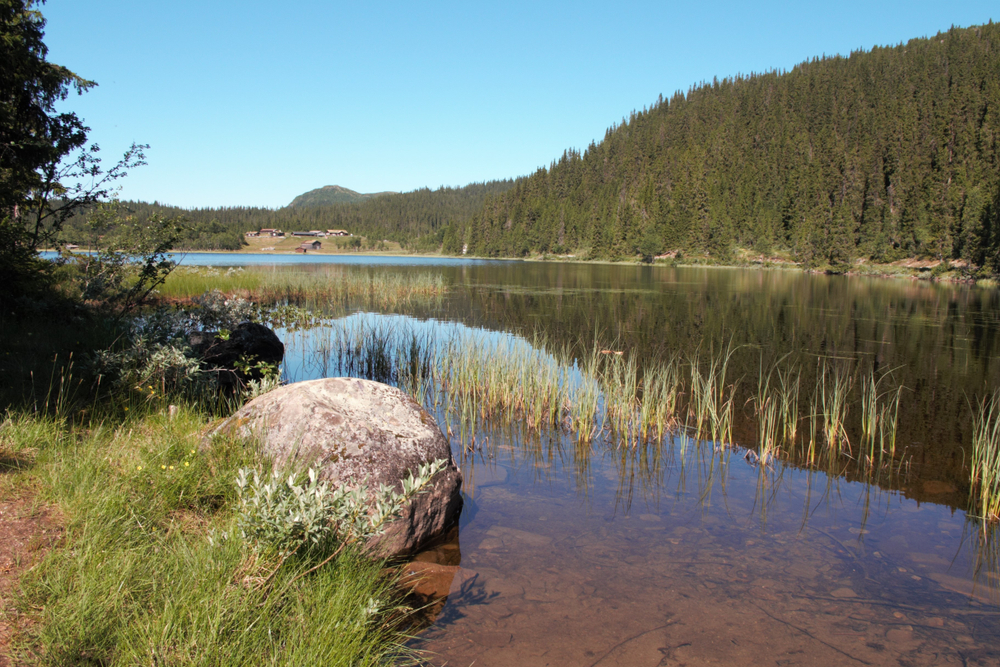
970 390 1000 523
292 315 918 487
160 265 446 310
6 404 418 666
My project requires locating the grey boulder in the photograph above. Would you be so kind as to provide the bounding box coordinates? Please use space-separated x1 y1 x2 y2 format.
212 377 462 558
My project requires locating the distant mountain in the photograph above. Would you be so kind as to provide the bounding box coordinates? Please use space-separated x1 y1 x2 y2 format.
288 185 396 208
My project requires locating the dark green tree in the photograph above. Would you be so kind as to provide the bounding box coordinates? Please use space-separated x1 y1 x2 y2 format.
0 0 143 302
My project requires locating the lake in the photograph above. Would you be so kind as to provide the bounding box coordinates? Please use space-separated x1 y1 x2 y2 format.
211 256 1000 665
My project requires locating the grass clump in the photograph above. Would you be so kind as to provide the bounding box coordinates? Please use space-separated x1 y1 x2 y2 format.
6 404 423 666
970 390 1000 524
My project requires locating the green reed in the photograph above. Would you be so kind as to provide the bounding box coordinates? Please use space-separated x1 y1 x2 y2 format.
817 359 853 455
753 359 781 466
639 354 682 442
776 363 801 444
970 390 1000 524
686 345 737 446
859 369 903 473
294 316 918 486
161 265 446 310
568 344 601 442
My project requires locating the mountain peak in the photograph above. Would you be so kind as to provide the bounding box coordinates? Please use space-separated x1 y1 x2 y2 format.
287 185 396 208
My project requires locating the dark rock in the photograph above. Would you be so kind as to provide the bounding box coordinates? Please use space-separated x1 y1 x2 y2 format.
189 322 284 390
210 377 463 558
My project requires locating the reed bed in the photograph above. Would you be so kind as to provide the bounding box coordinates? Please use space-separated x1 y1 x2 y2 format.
161 265 446 310
292 315 916 484
970 390 1000 523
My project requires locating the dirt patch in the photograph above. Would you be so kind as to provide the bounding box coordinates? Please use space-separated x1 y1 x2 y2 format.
0 497 62 667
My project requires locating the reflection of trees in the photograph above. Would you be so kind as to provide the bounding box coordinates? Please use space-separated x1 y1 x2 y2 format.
278 261 998 507
426 264 996 500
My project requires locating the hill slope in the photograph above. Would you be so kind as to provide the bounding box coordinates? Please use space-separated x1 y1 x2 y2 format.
458 23 1000 271
57 180 518 251
288 185 396 207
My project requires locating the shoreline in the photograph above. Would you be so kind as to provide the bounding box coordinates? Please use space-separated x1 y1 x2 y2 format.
159 247 991 288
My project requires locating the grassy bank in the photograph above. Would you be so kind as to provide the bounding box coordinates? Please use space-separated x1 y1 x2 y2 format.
2 403 415 666
0 301 426 665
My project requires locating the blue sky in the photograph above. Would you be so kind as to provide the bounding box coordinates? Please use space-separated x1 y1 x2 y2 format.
42 0 997 209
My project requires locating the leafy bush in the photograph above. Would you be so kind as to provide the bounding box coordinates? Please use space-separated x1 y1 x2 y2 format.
232 459 447 557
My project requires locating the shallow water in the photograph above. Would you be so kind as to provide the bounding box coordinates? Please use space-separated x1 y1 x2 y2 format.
271 263 1000 665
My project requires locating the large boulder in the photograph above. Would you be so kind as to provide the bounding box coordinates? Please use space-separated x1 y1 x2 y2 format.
211 377 463 558
189 322 284 391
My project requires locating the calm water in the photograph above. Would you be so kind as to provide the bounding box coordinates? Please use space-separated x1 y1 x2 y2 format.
274 260 1000 665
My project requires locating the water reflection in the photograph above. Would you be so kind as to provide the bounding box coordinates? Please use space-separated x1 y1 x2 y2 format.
263 268 1000 664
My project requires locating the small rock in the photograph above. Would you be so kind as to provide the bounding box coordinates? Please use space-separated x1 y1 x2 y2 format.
831 587 858 598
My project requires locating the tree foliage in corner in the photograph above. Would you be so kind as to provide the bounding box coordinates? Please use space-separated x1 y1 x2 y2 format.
0 0 146 303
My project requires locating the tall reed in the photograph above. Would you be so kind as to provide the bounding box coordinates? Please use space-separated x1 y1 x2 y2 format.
817 359 853 454
970 390 1000 523
859 369 903 473
686 345 737 446
161 266 446 310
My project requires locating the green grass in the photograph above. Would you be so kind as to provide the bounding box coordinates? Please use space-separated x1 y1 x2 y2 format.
971 390 1000 524
4 403 418 666
159 265 446 311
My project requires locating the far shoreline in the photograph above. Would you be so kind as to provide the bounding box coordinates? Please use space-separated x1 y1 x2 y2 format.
156 246 993 289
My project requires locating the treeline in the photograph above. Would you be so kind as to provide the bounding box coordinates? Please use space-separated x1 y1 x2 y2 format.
454 23 1000 270
58 181 517 251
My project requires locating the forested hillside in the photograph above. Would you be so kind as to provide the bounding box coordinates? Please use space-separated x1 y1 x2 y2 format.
457 23 1000 270
57 180 516 250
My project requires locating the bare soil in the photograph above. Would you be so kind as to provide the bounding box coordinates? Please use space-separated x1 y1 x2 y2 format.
0 496 61 667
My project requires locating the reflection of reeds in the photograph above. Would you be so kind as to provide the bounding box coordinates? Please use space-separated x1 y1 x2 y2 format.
970 391 1000 523
293 315 914 490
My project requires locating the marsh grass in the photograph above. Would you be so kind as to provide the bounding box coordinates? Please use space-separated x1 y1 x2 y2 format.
817 359 853 455
970 390 1000 524
686 345 737 447
7 403 419 666
859 369 904 474
753 360 782 466
161 265 446 311
298 316 917 487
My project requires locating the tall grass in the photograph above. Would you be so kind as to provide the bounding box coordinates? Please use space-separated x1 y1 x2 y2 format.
293 315 917 486
687 345 736 446
970 390 1000 524
160 265 446 311
817 359 853 455
859 369 903 472
7 404 419 666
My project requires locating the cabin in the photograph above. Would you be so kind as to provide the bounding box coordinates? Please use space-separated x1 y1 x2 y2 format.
259 228 284 237
245 231 259 237
292 231 323 237
299 240 322 251
326 229 350 237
